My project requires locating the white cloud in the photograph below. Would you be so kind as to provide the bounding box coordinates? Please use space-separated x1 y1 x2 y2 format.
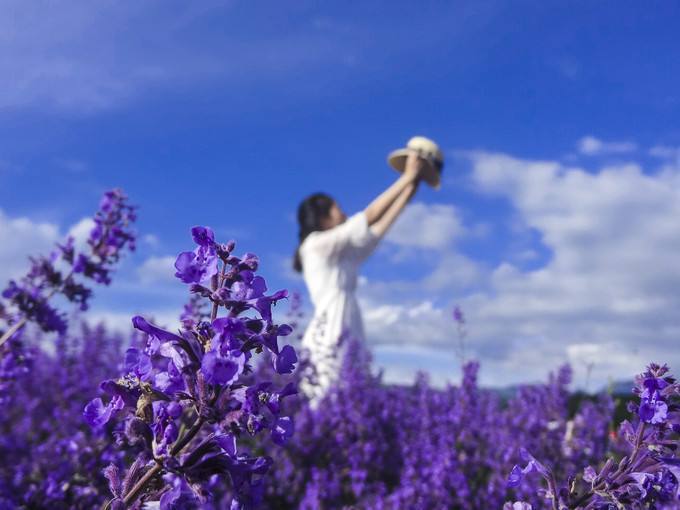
0 2 320 112
0 2 502 114
0 2 227 112
355 148 680 388
67 217 95 250
142 234 160 247
137 255 178 284
577 136 637 156
0 208 181 306
363 299 456 348
466 151 680 385
0 2 376 113
421 252 486 292
85 308 181 335
0 210 60 283
385 202 464 250
650 145 680 163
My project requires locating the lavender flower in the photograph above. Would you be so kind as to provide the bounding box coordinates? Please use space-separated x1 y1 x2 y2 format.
0 188 136 346
3 205 673 509
506 362 680 509
0 324 129 508
86 227 297 509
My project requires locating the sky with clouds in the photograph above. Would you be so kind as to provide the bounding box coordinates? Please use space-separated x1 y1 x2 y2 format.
1 0 679 389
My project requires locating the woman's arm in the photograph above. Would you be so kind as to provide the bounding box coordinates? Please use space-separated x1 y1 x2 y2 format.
364 151 423 225
369 179 419 238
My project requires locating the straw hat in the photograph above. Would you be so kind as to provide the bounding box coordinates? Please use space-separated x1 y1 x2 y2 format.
387 136 444 189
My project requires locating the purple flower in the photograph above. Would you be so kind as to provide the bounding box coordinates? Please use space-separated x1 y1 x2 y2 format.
503 503 532 510
507 448 551 488
173 227 222 284
174 248 218 284
0 188 135 343
191 226 215 248
86 226 297 509
266 383 297 415
201 350 245 385
83 396 123 429
131 316 183 344
232 275 267 301
254 290 288 325
159 476 199 509
452 305 465 324
152 401 183 454
216 433 238 456
271 416 294 446
635 363 674 425
212 317 246 348
639 398 668 424
124 348 152 380
273 345 297 375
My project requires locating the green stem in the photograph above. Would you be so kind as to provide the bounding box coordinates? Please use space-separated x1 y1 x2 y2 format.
120 416 206 508
0 280 65 348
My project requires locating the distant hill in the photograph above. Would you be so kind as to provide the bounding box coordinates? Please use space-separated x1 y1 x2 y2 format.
607 380 634 396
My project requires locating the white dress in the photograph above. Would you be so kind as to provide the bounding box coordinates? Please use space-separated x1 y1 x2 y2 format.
299 212 379 402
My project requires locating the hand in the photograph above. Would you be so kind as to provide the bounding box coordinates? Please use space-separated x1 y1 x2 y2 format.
403 150 425 181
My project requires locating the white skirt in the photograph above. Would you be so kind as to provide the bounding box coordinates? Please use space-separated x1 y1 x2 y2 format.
300 292 365 404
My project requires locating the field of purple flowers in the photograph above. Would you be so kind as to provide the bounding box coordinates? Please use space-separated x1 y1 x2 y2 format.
1 190 679 510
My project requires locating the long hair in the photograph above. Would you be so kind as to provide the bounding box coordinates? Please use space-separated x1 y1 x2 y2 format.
293 192 335 273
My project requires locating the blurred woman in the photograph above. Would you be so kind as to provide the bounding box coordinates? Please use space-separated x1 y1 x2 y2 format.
293 151 430 402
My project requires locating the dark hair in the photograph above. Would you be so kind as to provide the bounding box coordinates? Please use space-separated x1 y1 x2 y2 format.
293 192 335 273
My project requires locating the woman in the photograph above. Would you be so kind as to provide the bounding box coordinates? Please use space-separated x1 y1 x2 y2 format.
293 151 429 402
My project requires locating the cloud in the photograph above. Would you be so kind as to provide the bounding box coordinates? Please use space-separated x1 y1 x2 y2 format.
141 234 160 247
0 2 359 113
0 207 182 317
466 151 680 384
577 136 637 156
364 300 449 344
0 210 60 284
357 148 680 388
137 255 178 284
0 2 331 112
67 217 95 250
0 2 252 112
385 202 465 250
650 145 680 163
0 1 503 114
85 308 180 335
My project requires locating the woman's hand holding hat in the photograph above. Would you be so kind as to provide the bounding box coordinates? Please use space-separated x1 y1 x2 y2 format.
387 136 444 189
403 150 426 181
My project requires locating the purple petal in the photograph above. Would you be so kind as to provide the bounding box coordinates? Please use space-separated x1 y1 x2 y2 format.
273 345 297 375
84 398 114 428
271 416 294 446
201 350 245 385
191 226 215 247
132 316 183 343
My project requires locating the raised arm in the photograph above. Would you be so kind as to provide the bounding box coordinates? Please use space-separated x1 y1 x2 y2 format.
369 179 419 239
364 151 424 225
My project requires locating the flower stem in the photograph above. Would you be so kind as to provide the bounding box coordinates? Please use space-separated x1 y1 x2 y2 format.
0 317 27 348
119 416 206 508
0 275 69 348
210 261 228 322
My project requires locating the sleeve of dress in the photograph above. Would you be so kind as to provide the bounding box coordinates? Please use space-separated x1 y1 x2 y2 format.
304 212 380 262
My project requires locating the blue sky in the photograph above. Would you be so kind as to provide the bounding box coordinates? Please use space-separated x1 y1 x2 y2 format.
1 1 680 388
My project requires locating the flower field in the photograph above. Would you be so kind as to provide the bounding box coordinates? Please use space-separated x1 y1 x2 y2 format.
1 190 679 510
